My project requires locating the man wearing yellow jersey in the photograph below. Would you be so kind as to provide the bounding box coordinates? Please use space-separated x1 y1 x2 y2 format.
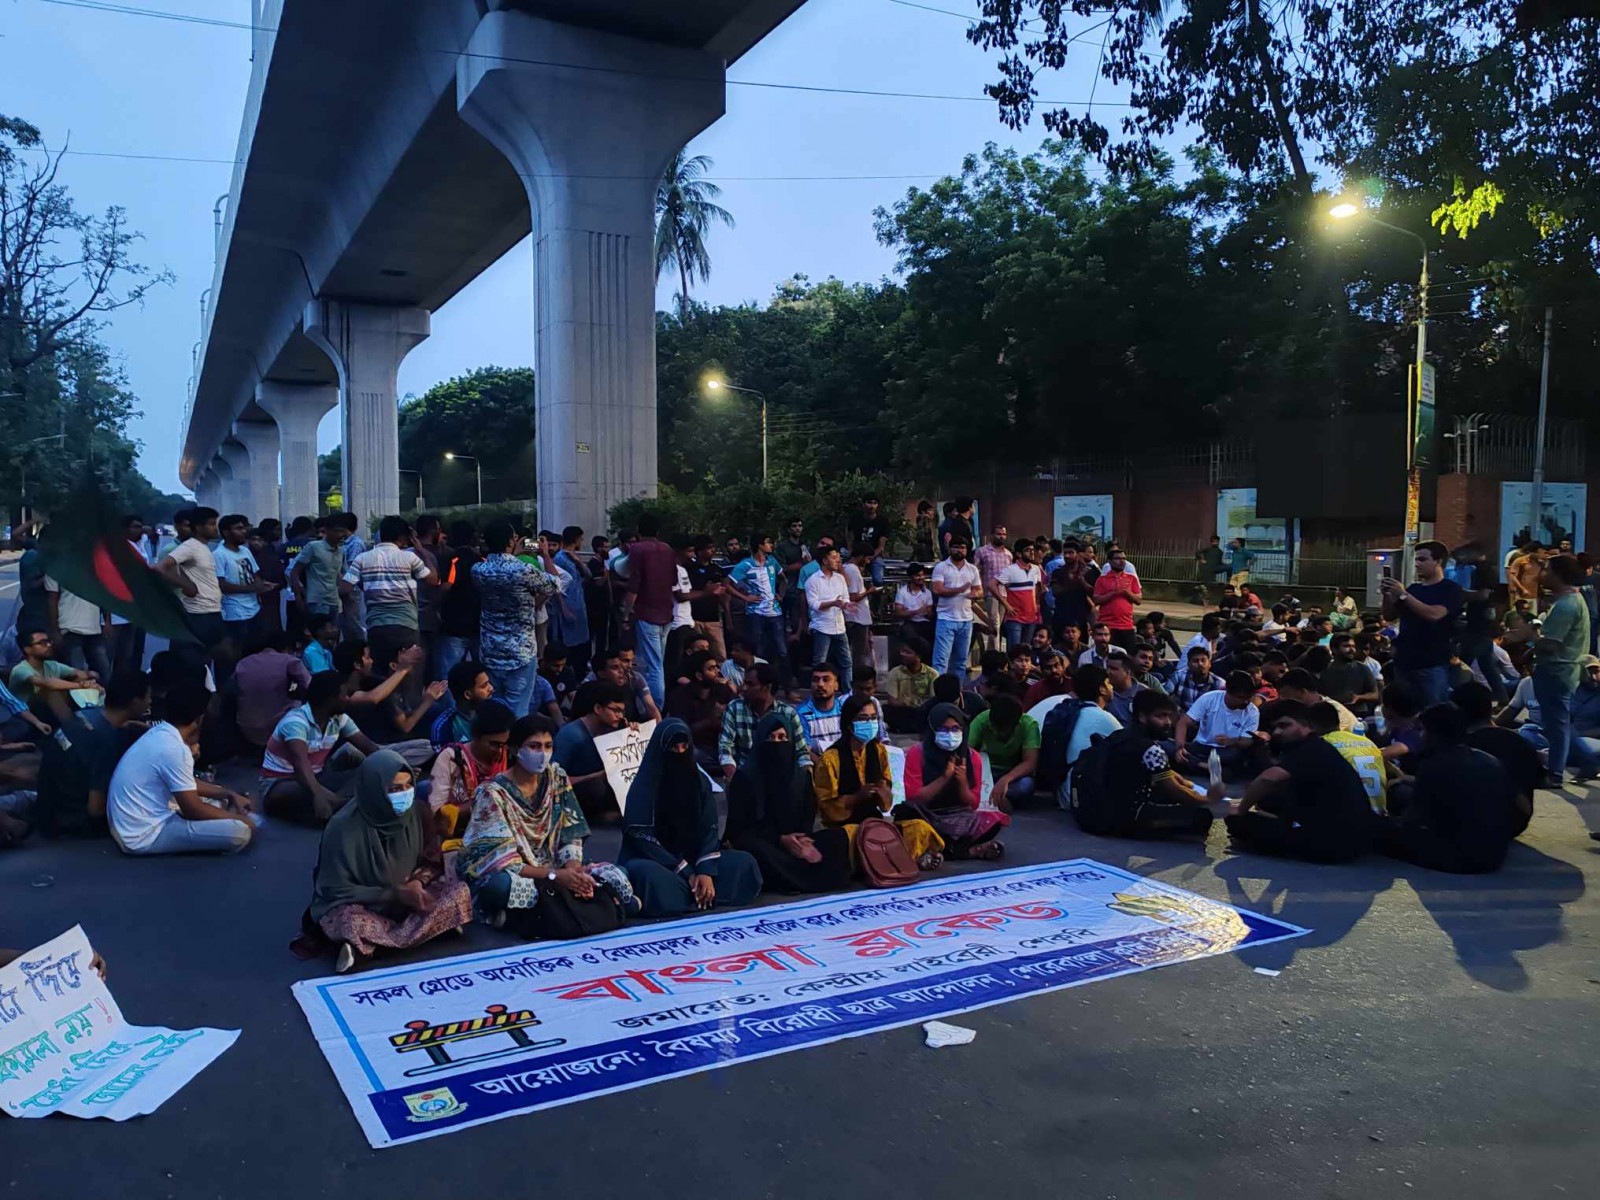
1308 701 1392 813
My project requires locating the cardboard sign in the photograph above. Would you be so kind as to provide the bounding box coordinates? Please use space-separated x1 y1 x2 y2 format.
0 925 238 1121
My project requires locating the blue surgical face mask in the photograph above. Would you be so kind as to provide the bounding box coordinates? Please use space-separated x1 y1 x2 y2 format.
517 747 550 773
934 729 962 751
387 787 415 815
851 719 879 743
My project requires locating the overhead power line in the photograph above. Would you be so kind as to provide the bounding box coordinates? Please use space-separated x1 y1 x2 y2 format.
18 144 1113 185
34 0 1135 108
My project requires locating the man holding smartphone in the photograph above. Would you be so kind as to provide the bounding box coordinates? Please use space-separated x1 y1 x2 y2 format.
1380 541 1465 707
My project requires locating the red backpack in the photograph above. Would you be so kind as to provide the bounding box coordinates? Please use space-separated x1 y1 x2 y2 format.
855 816 919 888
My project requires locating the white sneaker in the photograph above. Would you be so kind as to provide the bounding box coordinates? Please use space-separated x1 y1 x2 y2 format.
335 942 356 974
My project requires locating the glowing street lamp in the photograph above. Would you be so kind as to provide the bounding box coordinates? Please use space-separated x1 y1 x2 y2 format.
443 452 482 508
704 378 768 482
1330 199 1431 574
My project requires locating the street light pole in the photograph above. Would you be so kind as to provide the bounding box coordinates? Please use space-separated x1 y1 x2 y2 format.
398 469 424 512
444 453 482 508
704 380 768 482
1531 306 1553 539
1330 205 1430 580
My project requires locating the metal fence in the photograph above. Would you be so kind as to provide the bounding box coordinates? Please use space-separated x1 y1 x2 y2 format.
1120 538 1368 595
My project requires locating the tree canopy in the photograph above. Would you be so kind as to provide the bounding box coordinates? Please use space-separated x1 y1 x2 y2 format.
1 114 182 522
397 366 536 508
652 138 1596 500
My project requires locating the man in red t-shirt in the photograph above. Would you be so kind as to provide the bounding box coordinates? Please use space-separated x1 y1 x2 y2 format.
624 512 680 706
1092 545 1143 651
992 539 1045 651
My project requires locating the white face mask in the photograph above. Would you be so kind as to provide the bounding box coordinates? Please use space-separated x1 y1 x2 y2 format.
387 788 415 815
934 730 962 751
517 747 550 773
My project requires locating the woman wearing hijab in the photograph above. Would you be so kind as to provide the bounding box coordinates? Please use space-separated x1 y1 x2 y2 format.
813 693 945 870
621 718 763 916
307 749 473 974
458 714 637 931
725 711 850 893
901 702 1008 860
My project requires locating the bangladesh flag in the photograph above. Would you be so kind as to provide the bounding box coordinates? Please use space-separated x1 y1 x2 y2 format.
38 479 199 644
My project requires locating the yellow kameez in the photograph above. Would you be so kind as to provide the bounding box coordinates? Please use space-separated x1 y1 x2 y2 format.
812 742 944 863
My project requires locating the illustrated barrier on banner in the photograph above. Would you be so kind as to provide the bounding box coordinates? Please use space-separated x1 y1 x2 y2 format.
592 720 655 810
293 859 1308 1148
1 925 238 1121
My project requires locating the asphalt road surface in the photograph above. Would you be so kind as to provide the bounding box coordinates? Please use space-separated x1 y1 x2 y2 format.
6 756 1599 1197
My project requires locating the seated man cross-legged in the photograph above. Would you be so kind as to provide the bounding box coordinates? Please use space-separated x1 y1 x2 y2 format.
967 693 1040 808
107 679 255 856
259 671 381 824
1379 701 1528 874
1070 690 1218 839
1224 699 1374 864
1175 670 1265 780
9 629 103 727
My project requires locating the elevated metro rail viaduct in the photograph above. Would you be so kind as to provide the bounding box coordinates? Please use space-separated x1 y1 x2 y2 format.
181 0 809 533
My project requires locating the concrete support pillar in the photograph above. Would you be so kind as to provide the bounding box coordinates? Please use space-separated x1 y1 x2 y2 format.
303 300 430 526
209 454 238 516
217 442 251 518
230 420 281 526
457 11 724 536
257 381 337 524
195 468 221 511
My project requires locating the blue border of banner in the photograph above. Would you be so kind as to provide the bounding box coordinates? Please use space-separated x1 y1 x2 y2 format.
301 859 1307 1146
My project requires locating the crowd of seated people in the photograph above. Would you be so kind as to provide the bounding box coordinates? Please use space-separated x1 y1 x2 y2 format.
5 511 1591 976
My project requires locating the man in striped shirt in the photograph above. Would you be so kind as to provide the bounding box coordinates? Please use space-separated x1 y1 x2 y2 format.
973 525 1014 658
341 516 432 673
1169 644 1225 709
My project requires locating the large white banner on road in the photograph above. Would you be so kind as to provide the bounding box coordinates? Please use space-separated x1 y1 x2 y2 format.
293 859 1307 1148
1 925 238 1120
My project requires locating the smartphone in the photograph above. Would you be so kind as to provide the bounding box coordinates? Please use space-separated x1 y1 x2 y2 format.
1381 565 1393 581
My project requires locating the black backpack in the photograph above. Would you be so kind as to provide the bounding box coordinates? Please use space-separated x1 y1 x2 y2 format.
1068 731 1119 835
529 879 625 940
1037 697 1088 793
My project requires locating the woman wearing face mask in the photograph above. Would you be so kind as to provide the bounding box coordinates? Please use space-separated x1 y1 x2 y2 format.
813 693 946 870
303 749 474 974
901 703 1008 860
724 712 850 893
620 718 763 916
457 715 638 932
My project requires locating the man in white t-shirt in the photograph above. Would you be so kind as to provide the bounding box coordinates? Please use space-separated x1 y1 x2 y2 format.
1175 669 1264 780
44 575 112 684
156 506 225 650
107 679 254 855
894 562 936 647
213 513 276 644
843 544 876 668
930 536 984 677
804 545 853 684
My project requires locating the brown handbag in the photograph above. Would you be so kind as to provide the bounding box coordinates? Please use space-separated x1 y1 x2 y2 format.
855 816 919 888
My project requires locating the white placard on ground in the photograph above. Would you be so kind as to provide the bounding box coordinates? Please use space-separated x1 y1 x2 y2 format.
1 925 238 1121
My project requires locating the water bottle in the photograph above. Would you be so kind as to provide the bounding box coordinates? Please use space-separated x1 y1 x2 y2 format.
1351 719 1366 737
1207 748 1223 790
1369 714 1387 740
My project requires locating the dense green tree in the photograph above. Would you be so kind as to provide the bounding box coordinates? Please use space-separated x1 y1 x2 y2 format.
655 276 905 490
397 366 536 508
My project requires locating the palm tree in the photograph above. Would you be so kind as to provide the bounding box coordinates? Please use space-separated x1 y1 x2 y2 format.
654 150 734 321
